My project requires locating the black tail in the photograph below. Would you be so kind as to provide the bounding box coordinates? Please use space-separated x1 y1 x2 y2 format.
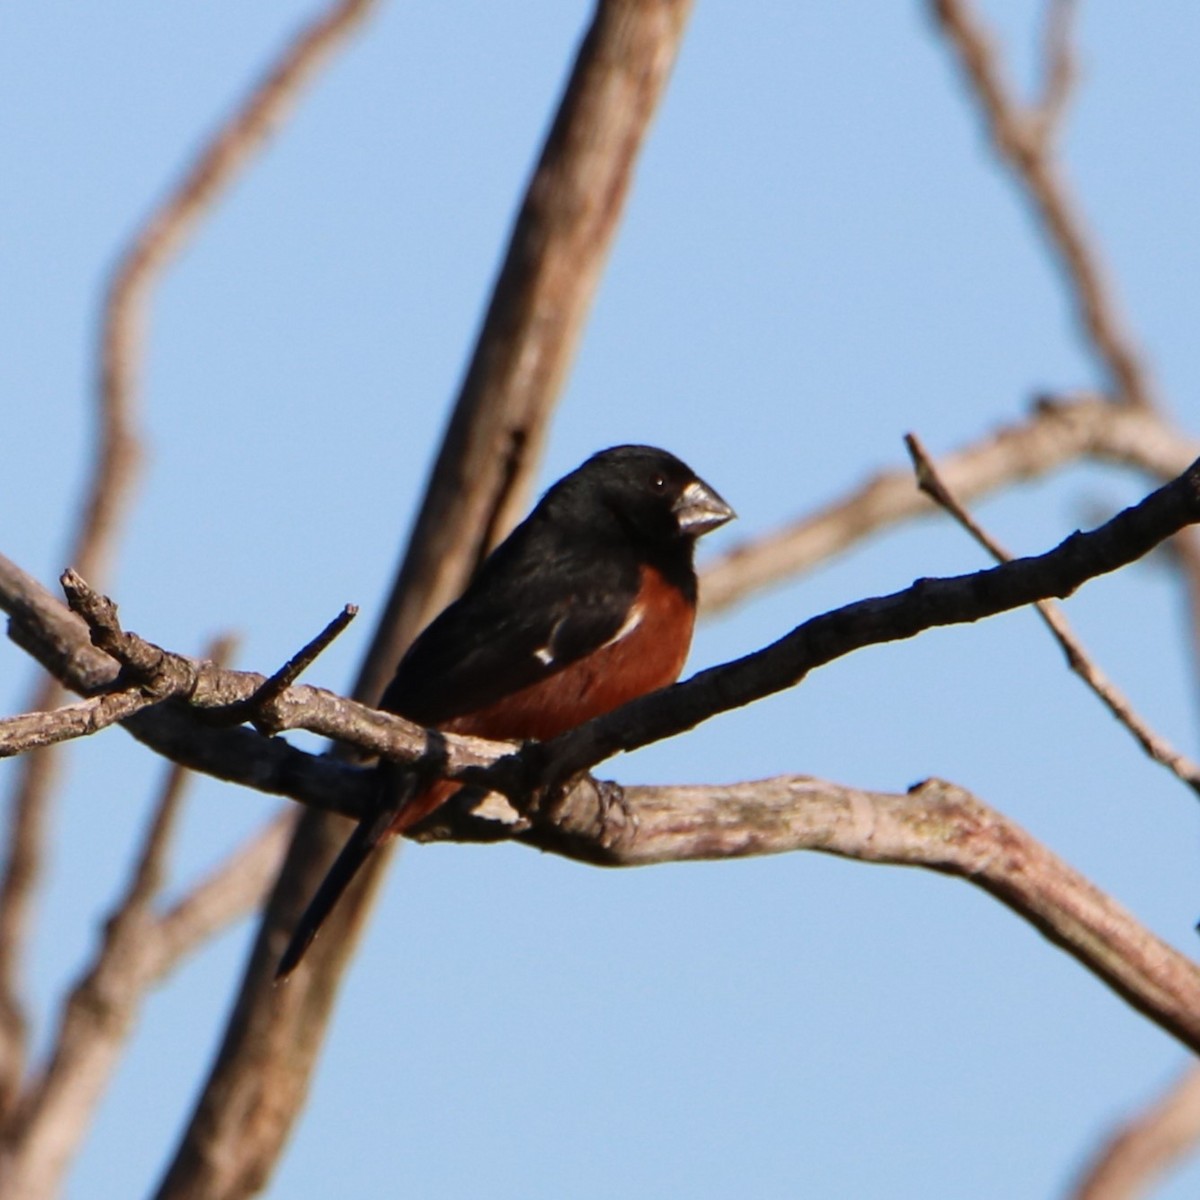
275 805 394 981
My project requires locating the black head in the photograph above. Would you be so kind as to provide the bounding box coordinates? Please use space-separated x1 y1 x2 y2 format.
540 444 735 549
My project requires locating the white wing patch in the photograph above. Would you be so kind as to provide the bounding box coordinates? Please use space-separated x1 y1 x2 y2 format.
531 603 645 668
533 613 567 666
600 602 644 650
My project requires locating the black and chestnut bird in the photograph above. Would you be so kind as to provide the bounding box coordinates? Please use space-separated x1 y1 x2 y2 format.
277 445 734 978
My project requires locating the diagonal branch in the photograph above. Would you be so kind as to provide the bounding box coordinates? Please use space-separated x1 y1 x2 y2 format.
462 774 1200 1058
700 396 1197 615
1070 1063 1200 1200
6 453 1200 839
526 454 1200 796
0 0 380 1135
905 433 1200 794
931 0 1155 409
152 4 698 1197
145 810 296 984
0 638 236 1200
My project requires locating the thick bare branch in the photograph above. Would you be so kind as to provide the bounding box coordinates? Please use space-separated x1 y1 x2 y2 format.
153 4 698 1197
502 774 1200 1056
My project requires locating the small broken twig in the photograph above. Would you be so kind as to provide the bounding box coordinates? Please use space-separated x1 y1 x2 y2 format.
215 605 358 732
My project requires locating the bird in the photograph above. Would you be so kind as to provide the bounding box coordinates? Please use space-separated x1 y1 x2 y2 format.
276 444 734 978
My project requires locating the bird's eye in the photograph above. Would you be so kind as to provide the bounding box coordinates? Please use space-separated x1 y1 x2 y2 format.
650 473 667 492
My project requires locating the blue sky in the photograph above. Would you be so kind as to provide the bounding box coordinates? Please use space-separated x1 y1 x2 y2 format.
3 2 1200 1197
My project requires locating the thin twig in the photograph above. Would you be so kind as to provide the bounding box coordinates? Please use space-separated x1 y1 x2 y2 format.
905 432 1200 795
0 692 160 759
1071 1064 1200 1200
145 810 296 983
700 396 1197 615
216 605 357 730
931 0 1155 409
0 0 380 1133
1035 0 1078 142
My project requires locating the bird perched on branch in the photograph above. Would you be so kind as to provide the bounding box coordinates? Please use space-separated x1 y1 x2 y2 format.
277 444 734 978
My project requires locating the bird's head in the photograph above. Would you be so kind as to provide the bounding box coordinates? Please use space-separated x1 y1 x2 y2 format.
550 444 735 549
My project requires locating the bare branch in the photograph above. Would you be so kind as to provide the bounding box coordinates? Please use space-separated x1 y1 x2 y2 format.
98 0 380 529
1034 0 1078 143
905 433 1200 795
931 0 1155 409
415 773 1200 1058
0 637 238 1199
153 4 699 1196
701 396 1197 615
144 810 296 983
1071 1064 1200 1200
0 693 154 759
0 0 380 1136
9 539 1200 1088
218 606 357 731
7 454 1200 831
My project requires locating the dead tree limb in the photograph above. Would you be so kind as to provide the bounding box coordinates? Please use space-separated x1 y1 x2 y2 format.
152 4 698 1198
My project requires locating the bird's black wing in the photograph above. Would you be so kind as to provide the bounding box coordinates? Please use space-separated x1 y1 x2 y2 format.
379 527 640 727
